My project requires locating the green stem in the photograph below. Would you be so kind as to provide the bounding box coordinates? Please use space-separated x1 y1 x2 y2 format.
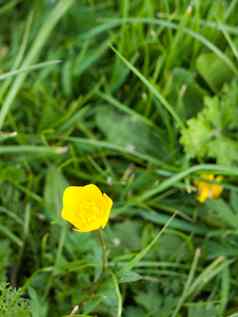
96 229 107 273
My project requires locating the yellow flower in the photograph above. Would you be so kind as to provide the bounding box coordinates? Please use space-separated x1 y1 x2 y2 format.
61 184 113 232
194 174 223 203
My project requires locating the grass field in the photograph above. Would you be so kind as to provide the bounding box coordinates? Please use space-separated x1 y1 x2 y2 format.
1 1 238 316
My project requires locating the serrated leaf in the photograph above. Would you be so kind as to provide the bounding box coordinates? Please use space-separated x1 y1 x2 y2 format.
208 137 238 165
180 115 211 159
180 80 238 165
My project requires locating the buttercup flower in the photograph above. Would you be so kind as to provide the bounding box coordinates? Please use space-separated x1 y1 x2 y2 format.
61 184 113 232
194 174 223 203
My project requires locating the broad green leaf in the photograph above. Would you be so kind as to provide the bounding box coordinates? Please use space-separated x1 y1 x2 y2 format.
95 106 167 159
196 52 234 92
188 302 219 317
28 288 48 317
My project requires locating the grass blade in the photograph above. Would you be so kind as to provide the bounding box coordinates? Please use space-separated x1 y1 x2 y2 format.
119 213 176 274
111 46 185 129
140 164 238 202
0 0 74 129
0 60 61 81
0 145 67 155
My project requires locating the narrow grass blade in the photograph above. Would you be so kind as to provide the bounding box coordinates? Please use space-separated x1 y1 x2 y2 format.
82 18 238 75
67 136 173 170
140 164 238 202
0 145 67 155
119 213 176 274
111 272 123 317
0 0 19 15
0 223 23 247
0 0 74 129
139 209 209 234
220 25 238 63
0 131 17 142
111 46 184 129
0 11 33 102
225 0 238 20
0 60 61 81
220 265 230 315
0 206 23 225
96 91 159 130
172 249 201 317
187 257 229 298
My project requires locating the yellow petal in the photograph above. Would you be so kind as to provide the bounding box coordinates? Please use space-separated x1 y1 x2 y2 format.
61 184 112 232
210 184 223 199
197 182 209 203
100 193 113 228
62 185 102 216
80 184 103 200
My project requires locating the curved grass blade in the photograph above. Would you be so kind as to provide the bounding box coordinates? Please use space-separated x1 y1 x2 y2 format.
0 60 61 81
111 46 185 129
67 136 175 170
140 164 238 202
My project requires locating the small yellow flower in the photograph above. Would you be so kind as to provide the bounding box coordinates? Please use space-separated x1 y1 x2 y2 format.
61 184 113 232
194 174 223 203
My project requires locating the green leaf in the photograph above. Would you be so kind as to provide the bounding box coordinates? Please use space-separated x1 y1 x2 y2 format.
188 302 219 317
208 137 238 165
118 271 142 284
203 239 238 259
135 285 176 317
180 80 238 165
180 114 211 159
196 53 234 92
83 276 119 317
124 306 146 317
28 288 48 317
0 283 31 317
95 106 165 159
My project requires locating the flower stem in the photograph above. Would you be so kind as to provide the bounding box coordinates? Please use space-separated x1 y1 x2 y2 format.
96 229 107 272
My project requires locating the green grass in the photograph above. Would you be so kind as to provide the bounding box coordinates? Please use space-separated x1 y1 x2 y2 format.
0 0 238 316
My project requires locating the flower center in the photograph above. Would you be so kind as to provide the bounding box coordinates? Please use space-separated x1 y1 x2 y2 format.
76 200 101 226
